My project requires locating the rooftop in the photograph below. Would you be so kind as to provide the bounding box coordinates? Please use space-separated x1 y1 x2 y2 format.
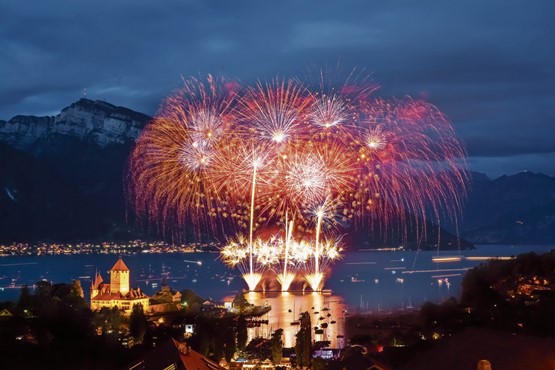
110 257 129 272
399 327 555 370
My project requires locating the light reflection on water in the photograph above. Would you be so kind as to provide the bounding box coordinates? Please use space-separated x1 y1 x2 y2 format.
228 291 348 348
2 245 554 320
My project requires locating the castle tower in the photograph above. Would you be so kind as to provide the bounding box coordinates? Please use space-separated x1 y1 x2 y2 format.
90 270 103 302
110 257 130 295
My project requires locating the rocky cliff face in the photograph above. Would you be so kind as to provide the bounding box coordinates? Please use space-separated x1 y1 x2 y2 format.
0 99 153 242
0 99 151 155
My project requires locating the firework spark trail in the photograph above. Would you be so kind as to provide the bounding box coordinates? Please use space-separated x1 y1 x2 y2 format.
305 236 343 291
276 213 296 291
308 94 349 129
245 155 262 290
314 208 323 287
127 74 468 291
127 76 239 238
279 217 297 291
239 79 310 145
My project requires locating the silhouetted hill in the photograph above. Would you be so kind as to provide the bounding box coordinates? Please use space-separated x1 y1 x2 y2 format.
459 171 555 243
0 143 100 241
463 200 555 244
0 99 150 243
462 171 555 230
345 218 475 250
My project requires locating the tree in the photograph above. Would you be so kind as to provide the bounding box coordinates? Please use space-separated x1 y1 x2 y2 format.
152 285 174 304
70 279 84 298
17 284 33 316
270 328 283 365
313 357 326 370
213 321 225 363
93 306 122 335
34 280 57 318
420 301 440 334
224 326 237 363
244 337 272 360
461 266 503 310
295 312 311 368
199 330 210 356
180 288 204 313
130 303 147 343
68 280 88 309
237 315 248 351
233 292 251 313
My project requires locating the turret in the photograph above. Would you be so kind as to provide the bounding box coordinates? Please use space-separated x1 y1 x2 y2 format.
110 257 130 295
90 270 103 301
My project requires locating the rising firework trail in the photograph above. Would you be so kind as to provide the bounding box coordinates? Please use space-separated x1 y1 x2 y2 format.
127 73 468 292
276 212 295 291
245 155 262 291
312 203 325 291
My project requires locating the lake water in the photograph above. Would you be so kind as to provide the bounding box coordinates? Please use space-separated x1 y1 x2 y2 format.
2 244 553 347
2 244 553 309
235 291 348 348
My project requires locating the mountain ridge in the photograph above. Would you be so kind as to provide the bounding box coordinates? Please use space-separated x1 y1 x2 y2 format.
457 170 555 243
0 98 150 155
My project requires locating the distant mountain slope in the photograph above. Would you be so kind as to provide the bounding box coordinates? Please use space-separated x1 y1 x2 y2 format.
459 171 555 243
345 217 475 250
0 142 103 241
0 99 151 243
0 98 150 155
462 171 555 231
463 201 555 244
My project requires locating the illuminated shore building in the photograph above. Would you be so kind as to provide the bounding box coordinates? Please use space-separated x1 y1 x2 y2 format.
90 257 149 313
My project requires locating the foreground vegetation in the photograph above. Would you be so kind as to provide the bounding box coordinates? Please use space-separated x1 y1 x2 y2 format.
2 251 555 369
331 250 555 369
0 284 271 369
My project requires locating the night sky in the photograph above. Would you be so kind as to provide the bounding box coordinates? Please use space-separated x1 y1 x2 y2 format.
1 0 554 177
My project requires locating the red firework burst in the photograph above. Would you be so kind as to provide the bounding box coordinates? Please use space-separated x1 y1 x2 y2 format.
127 73 468 290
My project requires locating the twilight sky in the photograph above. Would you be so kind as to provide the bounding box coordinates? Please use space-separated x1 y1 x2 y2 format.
1 0 554 177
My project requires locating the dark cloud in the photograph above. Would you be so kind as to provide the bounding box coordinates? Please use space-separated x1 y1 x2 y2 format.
0 0 554 176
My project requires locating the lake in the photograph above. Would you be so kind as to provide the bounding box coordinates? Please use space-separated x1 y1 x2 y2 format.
2 244 553 347
1 244 553 309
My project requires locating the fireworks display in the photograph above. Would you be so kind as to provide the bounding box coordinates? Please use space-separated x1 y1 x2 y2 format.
127 74 468 291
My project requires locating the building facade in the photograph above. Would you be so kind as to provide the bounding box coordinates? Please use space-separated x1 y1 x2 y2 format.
90 257 149 314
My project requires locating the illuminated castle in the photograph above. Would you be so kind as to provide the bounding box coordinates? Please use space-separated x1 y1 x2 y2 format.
90 257 149 314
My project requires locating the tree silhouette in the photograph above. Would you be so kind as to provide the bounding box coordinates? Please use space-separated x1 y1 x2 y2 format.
224 326 237 363
271 328 283 365
237 315 247 351
130 303 147 343
295 311 311 368
17 284 33 316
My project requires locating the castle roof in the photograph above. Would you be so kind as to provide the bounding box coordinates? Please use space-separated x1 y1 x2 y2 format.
125 338 225 370
91 286 148 301
110 257 129 272
91 291 121 301
125 288 148 299
92 270 103 288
